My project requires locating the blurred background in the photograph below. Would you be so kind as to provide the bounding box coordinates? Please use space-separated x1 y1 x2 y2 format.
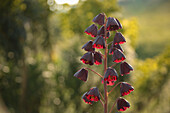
0 0 169 113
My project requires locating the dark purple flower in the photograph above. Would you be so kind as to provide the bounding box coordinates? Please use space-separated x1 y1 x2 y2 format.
117 98 130 111
97 26 105 36
82 92 93 104
113 32 126 45
94 51 102 65
84 24 98 37
116 18 123 29
92 36 105 49
86 87 100 102
112 49 126 63
93 13 105 25
80 52 94 65
109 44 124 55
120 62 133 76
106 17 119 31
82 40 95 52
120 82 134 96
97 26 110 38
74 68 88 82
104 68 118 86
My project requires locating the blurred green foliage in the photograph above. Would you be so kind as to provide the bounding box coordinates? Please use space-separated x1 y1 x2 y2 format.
0 0 169 113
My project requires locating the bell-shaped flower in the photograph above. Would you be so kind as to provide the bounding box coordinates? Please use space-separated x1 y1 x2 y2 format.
109 44 123 55
93 13 105 25
104 68 118 86
82 40 95 52
82 92 93 104
117 98 130 111
112 49 126 63
106 17 119 31
94 51 102 65
80 52 94 65
74 68 88 82
97 26 110 38
113 32 126 45
120 82 134 96
84 24 98 37
97 26 105 36
120 62 133 76
92 36 105 49
86 87 100 102
115 18 123 29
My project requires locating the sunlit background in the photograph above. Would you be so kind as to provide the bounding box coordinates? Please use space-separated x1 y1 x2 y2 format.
0 0 169 113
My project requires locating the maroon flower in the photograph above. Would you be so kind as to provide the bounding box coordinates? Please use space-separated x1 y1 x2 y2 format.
120 82 134 96
116 18 123 29
117 98 130 111
109 44 124 55
82 92 93 104
97 26 105 36
97 26 110 38
104 68 118 86
74 68 88 82
106 17 119 31
112 49 126 63
92 36 105 49
92 13 105 25
82 40 95 52
86 87 100 102
113 32 126 45
120 62 133 76
94 51 102 65
84 24 98 37
80 52 94 65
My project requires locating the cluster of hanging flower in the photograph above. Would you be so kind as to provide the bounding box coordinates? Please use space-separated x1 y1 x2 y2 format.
74 13 134 112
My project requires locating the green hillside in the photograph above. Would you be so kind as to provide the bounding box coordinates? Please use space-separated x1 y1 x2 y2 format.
119 0 170 59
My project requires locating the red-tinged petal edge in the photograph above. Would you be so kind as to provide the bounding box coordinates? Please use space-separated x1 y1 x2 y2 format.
118 106 130 111
94 61 102 65
101 80 115 86
114 57 126 63
114 41 126 45
121 89 134 96
86 95 100 102
93 44 104 49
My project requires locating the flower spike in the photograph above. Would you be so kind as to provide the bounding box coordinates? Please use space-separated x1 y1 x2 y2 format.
92 36 105 49
113 32 126 45
93 13 105 25
84 24 98 37
74 68 88 82
82 40 95 52
112 49 126 63
120 82 134 96
86 87 100 102
117 98 130 111
80 52 94 65
120 62 133 76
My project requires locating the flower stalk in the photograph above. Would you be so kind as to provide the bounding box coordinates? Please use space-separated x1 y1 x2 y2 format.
73 13 134 113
